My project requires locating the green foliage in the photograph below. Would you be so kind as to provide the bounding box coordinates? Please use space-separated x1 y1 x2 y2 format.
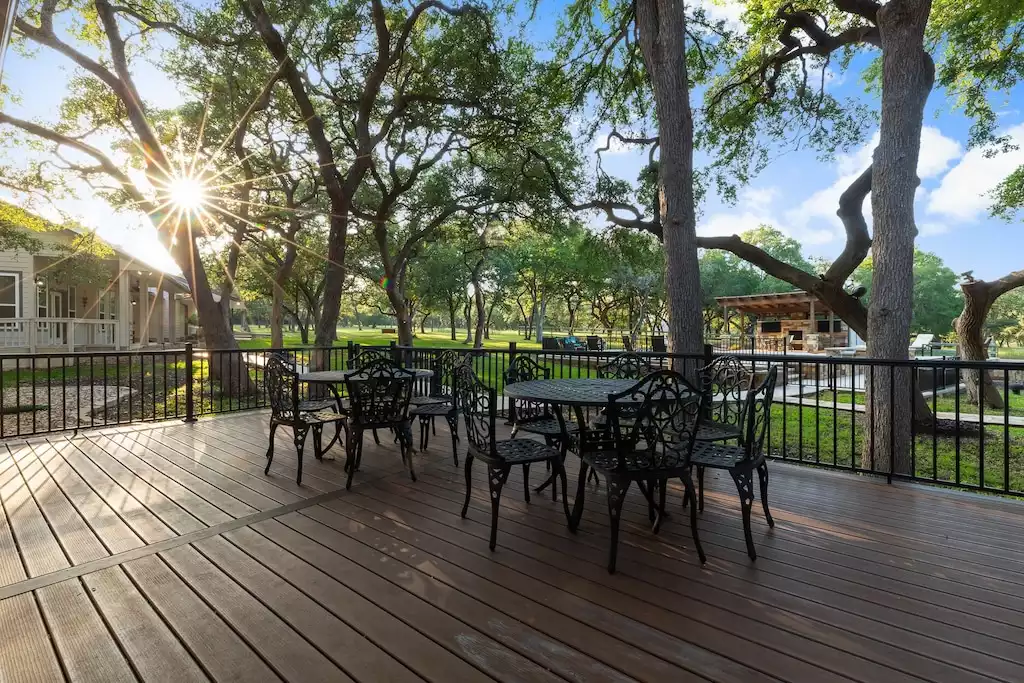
852 250 962 335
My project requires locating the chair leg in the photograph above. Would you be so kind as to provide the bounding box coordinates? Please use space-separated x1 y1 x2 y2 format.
681 468 707 564
522 463 531 503
293 426 308 485
487 465 509 551
446 413 459 467
698 465 705 512
372 429 381 445
403 427 417 482
757 462 774 528
732 469 758 561
432 417 437 436
461 455 474 518
605 477 630 574
418 416 429 451
345 430 363 490
568 462 589 532
587 468 600 486
264 422 279 475
312 424 323 461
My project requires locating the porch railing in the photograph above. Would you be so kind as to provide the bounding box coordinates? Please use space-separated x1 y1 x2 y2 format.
0 341 1021 498
0 318 119 350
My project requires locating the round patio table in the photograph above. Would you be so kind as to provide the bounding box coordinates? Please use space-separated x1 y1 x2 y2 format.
298 368 434 456
503 378 640 406
505 378 640 495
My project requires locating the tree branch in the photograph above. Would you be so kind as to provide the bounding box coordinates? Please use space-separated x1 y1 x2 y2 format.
825 164 872 283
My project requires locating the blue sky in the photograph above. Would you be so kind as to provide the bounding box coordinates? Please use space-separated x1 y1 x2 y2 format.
1 1 1022 281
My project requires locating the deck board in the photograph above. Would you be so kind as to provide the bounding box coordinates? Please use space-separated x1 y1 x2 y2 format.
0 412 1022 683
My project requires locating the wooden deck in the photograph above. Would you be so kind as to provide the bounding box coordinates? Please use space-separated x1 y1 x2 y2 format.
0 412 1023 683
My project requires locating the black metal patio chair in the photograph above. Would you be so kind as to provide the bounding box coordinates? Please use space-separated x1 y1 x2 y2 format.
586 335 605 351
264 354 348 485
651 335 667 353
454 364 569 550
596 352 659 381
343 360 416 489
409 350 463 465
267 351 341 415
568 370 706 573
349 347 396 369
689 366 778 561
697 355 755 443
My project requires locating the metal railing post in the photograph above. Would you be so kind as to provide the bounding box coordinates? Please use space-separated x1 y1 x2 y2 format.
184 342 196 423
507 341 517 425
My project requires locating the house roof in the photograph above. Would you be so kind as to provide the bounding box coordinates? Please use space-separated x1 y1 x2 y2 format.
0 200 239 299
715 290 836 316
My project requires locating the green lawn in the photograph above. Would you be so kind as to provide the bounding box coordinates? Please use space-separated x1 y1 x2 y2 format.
814 389 1024 418
235 326 547 350
768 403 1024 492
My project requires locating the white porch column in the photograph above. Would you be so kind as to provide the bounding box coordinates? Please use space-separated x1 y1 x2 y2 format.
168 293 178 343
117 265 131 350
137 273 149 346
159 286 169 343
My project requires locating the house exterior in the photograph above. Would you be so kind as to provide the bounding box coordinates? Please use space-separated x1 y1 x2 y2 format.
0 214 197 352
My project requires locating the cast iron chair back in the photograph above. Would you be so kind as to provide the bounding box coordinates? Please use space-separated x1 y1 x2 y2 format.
454 363 497 459
503 355 552 423
606 370 704 472
428 350 462 399
739 366 778 461
350 347 395 369
596 352 659 380
265 354 299 420
700 355 755 433
344 360 414 429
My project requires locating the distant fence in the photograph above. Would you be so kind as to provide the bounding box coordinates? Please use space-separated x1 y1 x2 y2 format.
1 341 1022 498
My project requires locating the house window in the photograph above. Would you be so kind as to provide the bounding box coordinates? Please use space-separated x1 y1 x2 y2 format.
0 273 20 319
68 286 77 318
37 281 47 318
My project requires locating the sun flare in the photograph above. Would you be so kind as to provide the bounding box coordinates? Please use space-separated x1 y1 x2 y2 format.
166 175 207 212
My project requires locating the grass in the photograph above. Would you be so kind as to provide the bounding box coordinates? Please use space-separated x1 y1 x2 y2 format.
768 403 1024 493
234 326 546 350
814 389 1024 418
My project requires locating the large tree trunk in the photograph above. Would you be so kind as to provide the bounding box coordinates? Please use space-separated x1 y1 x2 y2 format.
463 298 473 344
535 293 547 344
471 261 486 348
864 0 934 476
270 242 297 348
955 271 1024 407
636 0 705 356
448 299 458 340
388 288 415 347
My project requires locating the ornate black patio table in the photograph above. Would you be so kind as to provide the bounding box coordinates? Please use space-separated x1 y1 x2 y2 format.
298 368 434 454
503 378 640 407
504 378 639 496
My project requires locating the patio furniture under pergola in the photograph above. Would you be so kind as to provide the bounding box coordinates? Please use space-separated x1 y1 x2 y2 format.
715 290 850 352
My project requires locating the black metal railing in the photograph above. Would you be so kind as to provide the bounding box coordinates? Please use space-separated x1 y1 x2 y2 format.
1 340 1021 498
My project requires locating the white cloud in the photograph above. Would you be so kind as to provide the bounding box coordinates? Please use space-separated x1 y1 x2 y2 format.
697 0 745 30
698 211 771 238
786 126 961 243
738 186 778 211
836 126 960 179
918 222 950 237
926 123 1024 222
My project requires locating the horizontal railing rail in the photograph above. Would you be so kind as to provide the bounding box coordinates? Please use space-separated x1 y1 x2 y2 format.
0 340 1021 498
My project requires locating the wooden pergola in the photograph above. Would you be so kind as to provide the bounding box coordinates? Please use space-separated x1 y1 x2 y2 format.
716 291 835 321
715 290 845 351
